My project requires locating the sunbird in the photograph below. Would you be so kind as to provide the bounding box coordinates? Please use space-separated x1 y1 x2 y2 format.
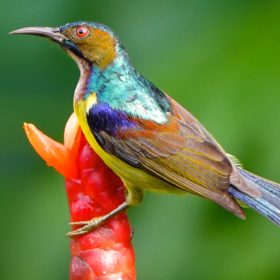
11 21 280 236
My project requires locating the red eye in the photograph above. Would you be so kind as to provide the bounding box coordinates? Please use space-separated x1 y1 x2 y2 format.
76 26 89 38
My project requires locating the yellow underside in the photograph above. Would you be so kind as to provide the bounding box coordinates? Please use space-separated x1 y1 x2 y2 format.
74 100 183 205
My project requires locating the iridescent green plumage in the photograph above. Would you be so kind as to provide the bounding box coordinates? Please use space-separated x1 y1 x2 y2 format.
84 57 171 124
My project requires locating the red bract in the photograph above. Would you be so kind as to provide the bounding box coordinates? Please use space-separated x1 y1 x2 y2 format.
24 113 136 280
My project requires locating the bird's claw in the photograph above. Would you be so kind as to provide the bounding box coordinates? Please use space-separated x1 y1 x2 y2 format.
67 217 102 237
69 220 89 226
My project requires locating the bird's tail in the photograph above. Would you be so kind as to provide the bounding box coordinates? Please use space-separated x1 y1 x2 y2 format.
229 168 280 226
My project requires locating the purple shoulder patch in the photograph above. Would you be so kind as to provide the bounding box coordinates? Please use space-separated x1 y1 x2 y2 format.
86 103 136 136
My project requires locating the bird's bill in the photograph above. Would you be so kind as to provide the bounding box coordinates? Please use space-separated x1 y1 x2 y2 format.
9 26 65 43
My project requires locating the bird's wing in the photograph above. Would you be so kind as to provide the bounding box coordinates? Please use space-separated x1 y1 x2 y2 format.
89 98 244 216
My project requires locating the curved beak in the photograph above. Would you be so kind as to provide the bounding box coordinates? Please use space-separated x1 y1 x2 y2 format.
9 26 66 43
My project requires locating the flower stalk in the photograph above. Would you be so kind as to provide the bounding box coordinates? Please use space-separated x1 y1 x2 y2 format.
24 113 136 280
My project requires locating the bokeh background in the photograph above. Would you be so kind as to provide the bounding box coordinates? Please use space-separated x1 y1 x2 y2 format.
1 0 280 279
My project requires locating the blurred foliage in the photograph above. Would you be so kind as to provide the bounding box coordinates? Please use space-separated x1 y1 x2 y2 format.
1 0 280 279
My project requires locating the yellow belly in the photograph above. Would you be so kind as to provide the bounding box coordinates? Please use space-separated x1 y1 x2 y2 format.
74 100 182 204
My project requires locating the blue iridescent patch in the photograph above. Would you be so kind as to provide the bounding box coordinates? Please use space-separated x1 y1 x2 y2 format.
87 103 136 136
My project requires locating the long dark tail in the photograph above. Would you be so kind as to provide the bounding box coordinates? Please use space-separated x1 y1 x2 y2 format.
229 168 280 226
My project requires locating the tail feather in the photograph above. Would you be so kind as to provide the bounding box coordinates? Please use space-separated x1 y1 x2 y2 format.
229 168 280 226
238 168 280 200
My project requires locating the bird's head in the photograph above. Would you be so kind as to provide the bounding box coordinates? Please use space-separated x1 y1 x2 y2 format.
10 21 121 70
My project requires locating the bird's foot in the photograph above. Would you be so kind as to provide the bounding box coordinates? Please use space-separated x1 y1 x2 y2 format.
66 201 129 237
67 217 103 237
67 201 129 237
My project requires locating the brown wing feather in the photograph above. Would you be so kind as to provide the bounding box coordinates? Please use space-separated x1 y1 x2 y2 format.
171 97 261 198
96 97 245 217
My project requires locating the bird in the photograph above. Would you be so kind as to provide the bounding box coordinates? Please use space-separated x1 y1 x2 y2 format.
10 21 280 236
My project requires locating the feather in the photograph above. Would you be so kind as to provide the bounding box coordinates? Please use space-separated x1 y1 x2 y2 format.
86 96 245 217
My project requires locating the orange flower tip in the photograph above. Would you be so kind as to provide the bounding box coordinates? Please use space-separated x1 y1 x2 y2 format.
23 122 78 179
23 122 34 135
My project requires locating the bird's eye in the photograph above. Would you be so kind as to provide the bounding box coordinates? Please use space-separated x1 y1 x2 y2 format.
76 26 89 38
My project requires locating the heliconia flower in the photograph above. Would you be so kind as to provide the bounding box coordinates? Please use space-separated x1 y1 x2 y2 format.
24 113 136 280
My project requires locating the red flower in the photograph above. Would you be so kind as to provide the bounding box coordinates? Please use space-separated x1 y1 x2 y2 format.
24 113 136 280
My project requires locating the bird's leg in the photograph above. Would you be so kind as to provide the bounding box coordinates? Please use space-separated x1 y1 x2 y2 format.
67 201 129 237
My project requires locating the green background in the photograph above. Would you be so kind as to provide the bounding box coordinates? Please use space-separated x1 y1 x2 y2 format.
1 0 280 279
